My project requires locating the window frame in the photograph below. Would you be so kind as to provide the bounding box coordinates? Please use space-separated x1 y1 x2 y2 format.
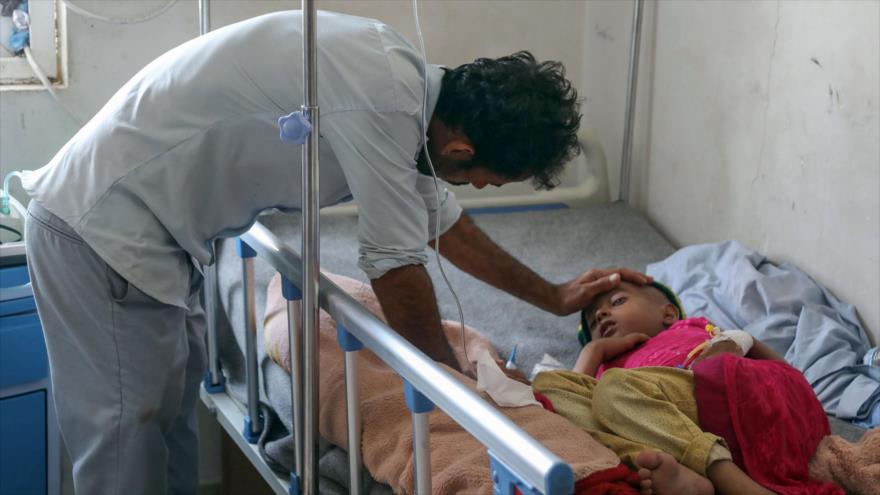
0 0 65 90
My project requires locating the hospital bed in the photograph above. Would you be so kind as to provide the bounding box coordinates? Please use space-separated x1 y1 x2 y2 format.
199 130 869 494
200 110 657 491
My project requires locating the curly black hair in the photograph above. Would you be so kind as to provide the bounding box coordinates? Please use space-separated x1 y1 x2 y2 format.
433 51 581 190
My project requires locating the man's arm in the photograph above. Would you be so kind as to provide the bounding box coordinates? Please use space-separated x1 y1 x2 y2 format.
370 263 461 371
429 214 651 315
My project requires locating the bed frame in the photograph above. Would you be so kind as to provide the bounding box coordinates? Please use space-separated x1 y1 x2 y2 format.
201 223 576 495
198 1 646 494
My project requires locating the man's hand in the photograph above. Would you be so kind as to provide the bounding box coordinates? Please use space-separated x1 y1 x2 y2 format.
432 216 652 317
554 267 653 315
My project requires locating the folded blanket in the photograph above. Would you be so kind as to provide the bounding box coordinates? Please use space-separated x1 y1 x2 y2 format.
263 273 630 494
809 428 880 495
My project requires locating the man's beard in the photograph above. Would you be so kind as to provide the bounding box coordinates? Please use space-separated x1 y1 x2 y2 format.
415 148 469 186
415 147 432 176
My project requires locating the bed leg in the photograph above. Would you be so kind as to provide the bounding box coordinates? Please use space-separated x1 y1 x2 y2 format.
404 380 434 495
203 252 226 394
337 324 365 495
238 238 263 444
283 277 305 488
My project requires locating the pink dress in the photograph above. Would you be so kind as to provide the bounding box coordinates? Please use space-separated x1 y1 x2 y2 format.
596 317 714 378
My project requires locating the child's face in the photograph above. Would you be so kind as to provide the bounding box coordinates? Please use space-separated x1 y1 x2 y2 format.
586 282 679 341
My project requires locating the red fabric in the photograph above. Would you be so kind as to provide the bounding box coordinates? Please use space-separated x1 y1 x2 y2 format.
574 463 640 495
597 317 713 378
693 354 844 495
533 391 556 412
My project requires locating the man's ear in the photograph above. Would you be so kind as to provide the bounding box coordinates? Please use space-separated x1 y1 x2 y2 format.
662 303 679 326
440 137 475 159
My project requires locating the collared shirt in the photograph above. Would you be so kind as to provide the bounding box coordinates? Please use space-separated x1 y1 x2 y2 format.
22 10 461 309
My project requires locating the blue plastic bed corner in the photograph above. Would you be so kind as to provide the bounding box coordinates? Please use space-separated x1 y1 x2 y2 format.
336 323 364 352
242 415 262 444
488 450 573 495
236 238 257 259
201 370 226 394
403 380 434 413
281 277 303 301
288 472 300 495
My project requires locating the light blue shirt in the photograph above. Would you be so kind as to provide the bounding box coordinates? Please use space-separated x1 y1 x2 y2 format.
22 10 462 308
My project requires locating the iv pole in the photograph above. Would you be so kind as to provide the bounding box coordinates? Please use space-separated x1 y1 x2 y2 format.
300 1 321 493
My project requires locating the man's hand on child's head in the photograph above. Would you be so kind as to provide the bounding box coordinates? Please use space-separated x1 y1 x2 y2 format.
554 267 652 316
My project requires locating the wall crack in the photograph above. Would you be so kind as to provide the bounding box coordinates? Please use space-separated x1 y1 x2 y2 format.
753 0 782 185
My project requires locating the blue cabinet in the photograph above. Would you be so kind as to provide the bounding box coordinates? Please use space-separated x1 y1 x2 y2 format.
0 263 59 495
0 391 47 495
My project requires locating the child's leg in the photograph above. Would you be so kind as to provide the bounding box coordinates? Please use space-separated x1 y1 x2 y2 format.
592 367 730 476
635 450 713 495
594 368 776 495
706 460 775 495
533 370 663 464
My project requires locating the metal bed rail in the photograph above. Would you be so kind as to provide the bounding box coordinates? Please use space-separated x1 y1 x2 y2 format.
202 221 575 495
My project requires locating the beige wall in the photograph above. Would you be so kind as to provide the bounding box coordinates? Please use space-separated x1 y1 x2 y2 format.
632 0 879 341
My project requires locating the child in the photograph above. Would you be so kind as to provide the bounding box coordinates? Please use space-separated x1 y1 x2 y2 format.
525 281 843 495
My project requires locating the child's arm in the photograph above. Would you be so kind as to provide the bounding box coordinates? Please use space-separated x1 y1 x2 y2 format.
572 333 650 377
693 331 785 365
746 338 785 361
572 344 605 378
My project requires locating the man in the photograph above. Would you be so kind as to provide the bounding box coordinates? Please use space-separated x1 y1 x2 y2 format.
23 10 648 495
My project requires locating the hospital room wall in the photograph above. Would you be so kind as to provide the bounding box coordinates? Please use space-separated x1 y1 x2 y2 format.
626 1 880 342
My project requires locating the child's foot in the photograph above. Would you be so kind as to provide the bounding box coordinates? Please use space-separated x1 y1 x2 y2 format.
636 451 714 495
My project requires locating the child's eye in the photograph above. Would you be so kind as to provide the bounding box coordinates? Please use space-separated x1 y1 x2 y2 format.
611 296 627 307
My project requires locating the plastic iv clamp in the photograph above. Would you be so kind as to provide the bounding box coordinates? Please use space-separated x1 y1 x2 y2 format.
505 344 518 370
278 111 312 145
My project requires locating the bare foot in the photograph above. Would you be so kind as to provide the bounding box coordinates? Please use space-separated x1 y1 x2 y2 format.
636 451 714 495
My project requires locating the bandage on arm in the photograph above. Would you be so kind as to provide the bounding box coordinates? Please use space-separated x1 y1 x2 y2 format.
708 330 754 355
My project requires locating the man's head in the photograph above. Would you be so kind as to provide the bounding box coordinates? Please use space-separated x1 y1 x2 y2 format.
425 51 581 190
579 282 684 344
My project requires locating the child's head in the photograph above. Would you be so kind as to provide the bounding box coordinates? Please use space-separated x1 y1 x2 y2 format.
578 281 684 345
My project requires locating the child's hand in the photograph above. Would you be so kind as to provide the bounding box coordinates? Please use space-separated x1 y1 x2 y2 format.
494 359 531 385
573 333 650 377
593 333 651 361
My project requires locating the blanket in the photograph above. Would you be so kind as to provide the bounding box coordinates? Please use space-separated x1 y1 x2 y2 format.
263 273 634 494
648 240 877 424
810 428 880 495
